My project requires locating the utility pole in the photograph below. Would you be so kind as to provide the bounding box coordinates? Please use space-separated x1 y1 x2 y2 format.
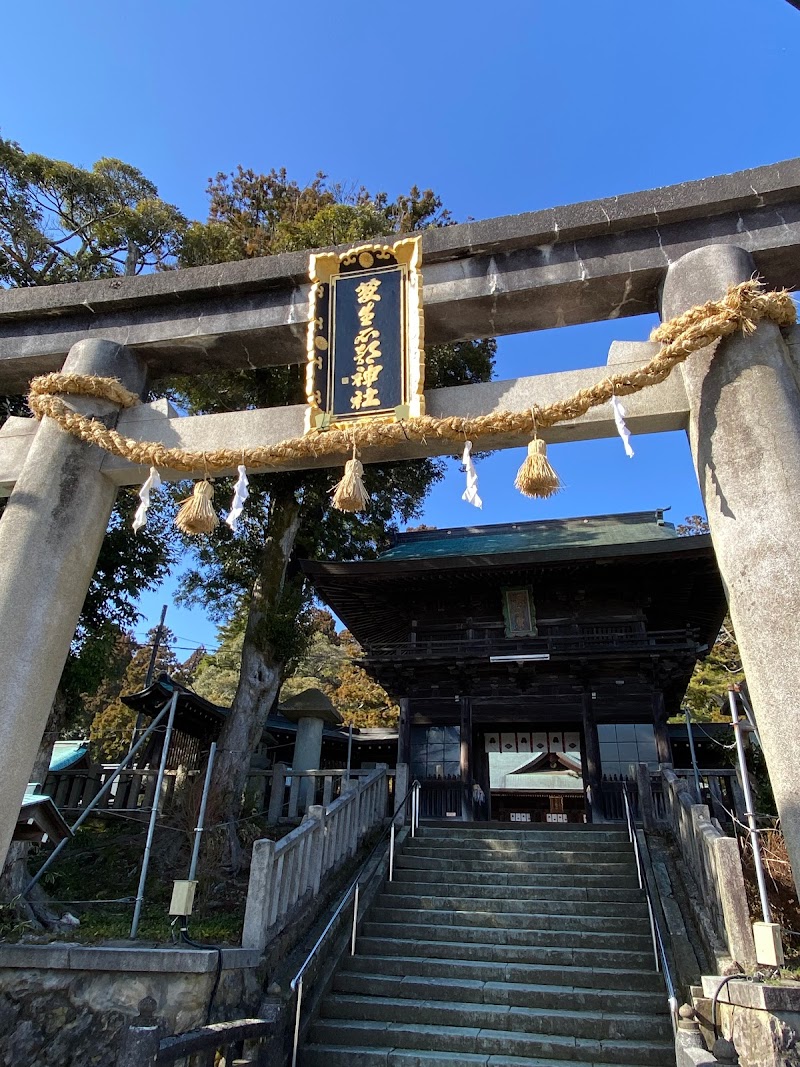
128 605 168 756
145 605 168 688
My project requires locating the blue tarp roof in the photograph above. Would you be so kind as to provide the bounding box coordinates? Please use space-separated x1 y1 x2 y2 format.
49 741 89 772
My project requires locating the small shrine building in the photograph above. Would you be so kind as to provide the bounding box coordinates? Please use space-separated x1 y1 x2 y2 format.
302 509 727 823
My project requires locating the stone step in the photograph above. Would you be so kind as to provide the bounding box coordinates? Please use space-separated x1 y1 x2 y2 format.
372 902 650 933
298 827 673 1067
333 969 667 1015
340 953 666 992
306 1019 675 1065
416 828 631 846
386 877 645 903
393 864 640 889
299 1044 672 1067
403 844 635 863
320 993 672 1042
403 845 635 870
356 935 656 971
378 891 649 918
361 921 653 953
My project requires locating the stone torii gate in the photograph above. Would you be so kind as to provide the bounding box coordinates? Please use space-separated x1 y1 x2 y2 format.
2 159 800 889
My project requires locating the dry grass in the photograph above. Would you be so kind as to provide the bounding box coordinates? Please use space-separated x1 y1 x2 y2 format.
739 825 800 966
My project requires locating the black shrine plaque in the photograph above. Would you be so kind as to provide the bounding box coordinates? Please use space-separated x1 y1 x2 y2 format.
305 238 424 430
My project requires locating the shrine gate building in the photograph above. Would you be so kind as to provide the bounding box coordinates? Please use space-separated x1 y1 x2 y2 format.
303 509 726 824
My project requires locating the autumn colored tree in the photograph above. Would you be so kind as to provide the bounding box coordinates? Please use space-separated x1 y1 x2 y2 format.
89 627 203 761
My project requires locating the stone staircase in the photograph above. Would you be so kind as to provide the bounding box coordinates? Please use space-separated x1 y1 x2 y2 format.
299 823 675 1067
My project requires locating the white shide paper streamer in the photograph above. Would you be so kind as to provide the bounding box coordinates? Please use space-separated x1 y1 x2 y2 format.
132 467 162 533
461 440 483 508
611 395 635 458
226 465 250 531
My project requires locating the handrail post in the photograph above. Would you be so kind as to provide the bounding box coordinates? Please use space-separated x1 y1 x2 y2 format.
729 686 773 924
389 823 395 882
291 975 303 1067
351 883 359 955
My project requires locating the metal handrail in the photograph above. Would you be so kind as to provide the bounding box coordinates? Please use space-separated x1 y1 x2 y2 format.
288 779 421 1067
622 783 679 1034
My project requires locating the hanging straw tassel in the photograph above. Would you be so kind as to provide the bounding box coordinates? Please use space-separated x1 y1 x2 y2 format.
175 480 219 535
332 445 369 513
514 438 562 499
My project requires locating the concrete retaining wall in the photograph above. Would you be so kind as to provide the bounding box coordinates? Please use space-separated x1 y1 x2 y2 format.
0 944 262 1067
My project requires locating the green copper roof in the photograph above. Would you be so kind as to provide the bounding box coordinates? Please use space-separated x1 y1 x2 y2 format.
380 510 677 561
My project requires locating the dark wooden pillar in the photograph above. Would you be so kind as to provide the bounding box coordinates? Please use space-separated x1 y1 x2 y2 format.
398 697 411 768
460 696 473 820
652 690 672 765
582 691 604 822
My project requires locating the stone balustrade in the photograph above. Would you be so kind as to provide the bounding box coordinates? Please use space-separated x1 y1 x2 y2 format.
242 766 389 952
661 766 755 970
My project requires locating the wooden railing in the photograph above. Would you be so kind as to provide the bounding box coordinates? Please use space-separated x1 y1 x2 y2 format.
242 766 390 951
419 778 466 820
42 764 384 824
670 767 743 830
118 1004 279 1067
365 627 700 661
43 766 167 815
601 773 667 823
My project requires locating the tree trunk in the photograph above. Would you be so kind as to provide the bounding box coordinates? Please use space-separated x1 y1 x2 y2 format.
208 485 302 870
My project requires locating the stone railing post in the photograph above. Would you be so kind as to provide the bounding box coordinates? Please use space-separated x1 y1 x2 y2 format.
306 804 326 897
637 763 654 830
267 762 288 823
394 763 409 826
0 338 147 869
242 837 277 951
341 778 359 855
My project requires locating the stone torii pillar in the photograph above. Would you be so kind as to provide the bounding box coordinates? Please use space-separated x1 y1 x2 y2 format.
662 245 800 895
0 339 147 869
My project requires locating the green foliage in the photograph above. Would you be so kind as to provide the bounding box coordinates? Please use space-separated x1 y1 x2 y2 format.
193 616 246 707
172 169 493 633
169 167 495 835
675 515 744 722
682 618 743 722
0 140 183 742
0 136 186 286
676 514 710 536
178 168 450 266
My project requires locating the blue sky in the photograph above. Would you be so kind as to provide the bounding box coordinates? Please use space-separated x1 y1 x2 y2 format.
4 0 799 654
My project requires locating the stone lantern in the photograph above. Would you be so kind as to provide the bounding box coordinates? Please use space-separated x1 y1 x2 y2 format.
278 688 343 811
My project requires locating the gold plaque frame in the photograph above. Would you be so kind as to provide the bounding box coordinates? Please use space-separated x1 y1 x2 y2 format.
304 235 424 432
